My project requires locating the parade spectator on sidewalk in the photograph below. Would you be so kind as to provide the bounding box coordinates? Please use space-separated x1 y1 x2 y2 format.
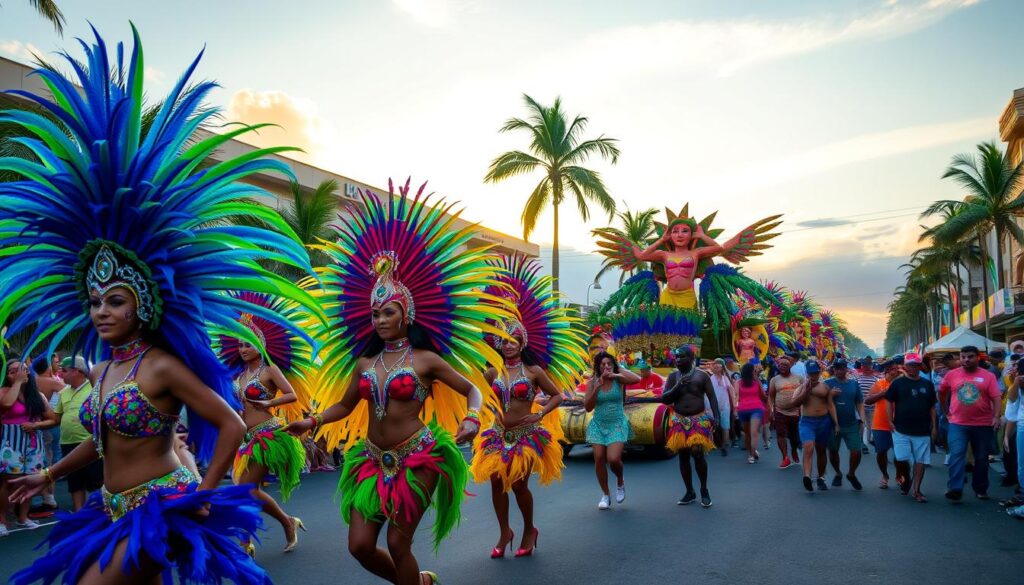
53 357 102 512
865 361 899 489
30 357 64 512
870 354 937 502
826 359 866 490
939 345 1001 502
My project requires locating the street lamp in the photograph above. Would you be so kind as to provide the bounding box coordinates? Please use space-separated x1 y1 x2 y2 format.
586 280 602 307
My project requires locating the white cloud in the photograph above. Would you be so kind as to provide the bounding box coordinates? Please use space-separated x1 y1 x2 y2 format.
224 89 342 165
144 66 166 85
566 0 982 78
0 40 42 64
695 116 994 199
391 0 455 28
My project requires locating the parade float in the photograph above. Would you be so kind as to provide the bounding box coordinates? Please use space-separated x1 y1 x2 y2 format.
558 204 785 453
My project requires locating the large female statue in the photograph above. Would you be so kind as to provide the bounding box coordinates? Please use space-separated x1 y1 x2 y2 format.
2 26 316 584
592 206 782 354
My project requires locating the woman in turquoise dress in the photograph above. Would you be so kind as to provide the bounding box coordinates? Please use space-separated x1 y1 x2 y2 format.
584 351 640 510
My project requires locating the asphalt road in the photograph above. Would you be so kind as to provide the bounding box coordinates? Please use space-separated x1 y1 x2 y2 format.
2 443 1021 585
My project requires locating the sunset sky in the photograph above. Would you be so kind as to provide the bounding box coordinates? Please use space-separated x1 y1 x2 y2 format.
2 0 1022 349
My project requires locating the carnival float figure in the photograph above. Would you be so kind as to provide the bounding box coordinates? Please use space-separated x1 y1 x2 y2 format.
285 180 511 585
592 205 782 355
2 26 319 584
785 290 815 354
471 254 588 558
217 292 318 556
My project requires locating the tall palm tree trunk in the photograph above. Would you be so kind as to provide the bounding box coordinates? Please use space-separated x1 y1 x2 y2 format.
552 201 560 293
996 227 1006 290
954 263 962 326
965 262 974 328
979 233 992 342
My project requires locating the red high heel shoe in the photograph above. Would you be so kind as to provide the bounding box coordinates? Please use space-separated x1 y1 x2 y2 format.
491 530 514 558
514 528 539 557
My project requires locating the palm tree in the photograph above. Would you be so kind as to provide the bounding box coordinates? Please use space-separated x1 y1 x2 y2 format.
7 1 66 35
922 141 1024 338
593 204 658 285
484 94 620 291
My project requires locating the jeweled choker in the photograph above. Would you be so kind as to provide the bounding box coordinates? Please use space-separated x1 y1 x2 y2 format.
384 338 411 353
112 338 152 362
504 357 523 368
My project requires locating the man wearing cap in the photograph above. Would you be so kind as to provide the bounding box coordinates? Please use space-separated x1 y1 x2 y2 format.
793 360 838 491
856 356 879 454
54 356 103 511
825 358 866 490
939 345 1002 502
627 358 665 396
868 354 937 501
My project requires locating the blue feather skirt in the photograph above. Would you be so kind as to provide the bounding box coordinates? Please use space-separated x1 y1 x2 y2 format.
10 467 270 585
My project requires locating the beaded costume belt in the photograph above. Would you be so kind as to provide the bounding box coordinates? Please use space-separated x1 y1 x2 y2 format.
493 421 542 446
244 417 284 442
102 466 197 522
364 426 434 483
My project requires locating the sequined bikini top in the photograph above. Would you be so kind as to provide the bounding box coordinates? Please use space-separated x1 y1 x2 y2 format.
492 363 535 410
357 349 430 420
237 364 273 402
79 349 179 455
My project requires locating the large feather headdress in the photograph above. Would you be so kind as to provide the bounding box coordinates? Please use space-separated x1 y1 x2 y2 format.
0 25 318 460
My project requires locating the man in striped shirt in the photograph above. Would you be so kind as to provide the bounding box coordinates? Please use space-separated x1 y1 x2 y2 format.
856 357 880 454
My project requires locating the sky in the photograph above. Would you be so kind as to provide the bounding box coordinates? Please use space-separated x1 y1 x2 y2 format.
2 0 1022 350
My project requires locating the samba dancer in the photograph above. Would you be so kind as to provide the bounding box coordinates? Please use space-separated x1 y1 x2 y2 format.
470 255 587 558
218 292 317 556
287 180 511 585
4 26 316 584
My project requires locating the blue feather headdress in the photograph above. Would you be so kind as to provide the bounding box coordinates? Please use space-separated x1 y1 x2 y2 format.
0 25 319 461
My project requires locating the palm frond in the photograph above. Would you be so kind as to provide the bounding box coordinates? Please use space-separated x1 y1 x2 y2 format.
520 177 551 240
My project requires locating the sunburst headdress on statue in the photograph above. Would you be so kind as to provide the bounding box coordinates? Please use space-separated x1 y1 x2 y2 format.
0 26 318 461
215 292 317 422
485 254 588 391
309 178 513 450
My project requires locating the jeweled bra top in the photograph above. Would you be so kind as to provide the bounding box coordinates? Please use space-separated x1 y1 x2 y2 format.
79 348 179 455
237 363 273 402
357 348 430 420
491 363 535 410
664 255 696 279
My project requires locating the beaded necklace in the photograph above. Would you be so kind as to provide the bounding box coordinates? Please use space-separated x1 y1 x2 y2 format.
112 338 152 363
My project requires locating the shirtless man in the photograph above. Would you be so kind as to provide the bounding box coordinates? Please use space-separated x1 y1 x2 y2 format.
769 355 803 469
662 345 721 507
792 360 839 492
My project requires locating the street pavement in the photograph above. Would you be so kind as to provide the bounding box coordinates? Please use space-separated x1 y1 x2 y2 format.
2 443 1020 585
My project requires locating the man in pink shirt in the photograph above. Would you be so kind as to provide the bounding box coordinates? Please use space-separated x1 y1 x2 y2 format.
939 345 1002 502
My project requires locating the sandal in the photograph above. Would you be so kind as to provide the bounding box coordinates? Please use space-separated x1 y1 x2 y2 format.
913 493 928 503
747 456 756 464
420 571 440 584
878 478 889 490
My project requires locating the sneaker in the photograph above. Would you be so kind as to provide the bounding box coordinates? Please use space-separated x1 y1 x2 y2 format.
677 491 697 505
945 489 963 502
598 495 610 510
1008 505 1024 518
0 524 9 537
832 474 842 487
976 492 990 501
847 474 863 491
778 457 792 469
803 476 813 492
15 519 40 530
700 490 712 508
816 478 829 491
720 448 728 457
615 484 626 504
999 496 1024 508
861 447 870 454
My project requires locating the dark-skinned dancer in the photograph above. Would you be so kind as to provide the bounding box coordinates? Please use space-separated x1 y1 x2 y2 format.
662 345 721 507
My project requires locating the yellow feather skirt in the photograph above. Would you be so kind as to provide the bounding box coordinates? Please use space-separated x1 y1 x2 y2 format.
470 408 564 492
